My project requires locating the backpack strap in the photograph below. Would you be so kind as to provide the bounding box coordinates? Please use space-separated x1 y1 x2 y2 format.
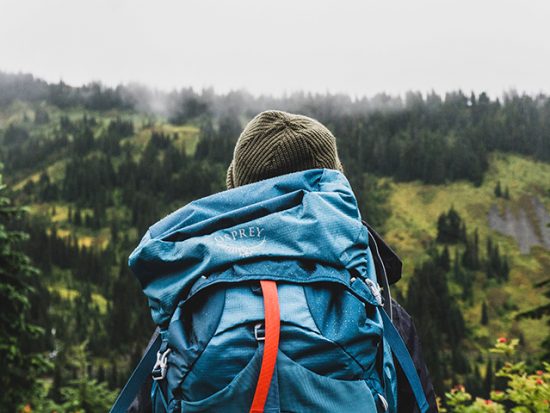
367 227 393 320
363 221 402 285
249 280 281 413
109 330 161 413
381 309 429 413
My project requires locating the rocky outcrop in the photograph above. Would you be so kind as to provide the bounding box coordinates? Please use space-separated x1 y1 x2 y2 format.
488 197 550 254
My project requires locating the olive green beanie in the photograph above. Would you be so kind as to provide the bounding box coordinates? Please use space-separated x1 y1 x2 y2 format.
226 110 343 189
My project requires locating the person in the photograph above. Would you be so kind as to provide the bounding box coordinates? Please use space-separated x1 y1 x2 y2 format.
128 110 438 412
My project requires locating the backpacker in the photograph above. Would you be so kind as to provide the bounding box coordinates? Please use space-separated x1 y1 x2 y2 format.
111 169 429 413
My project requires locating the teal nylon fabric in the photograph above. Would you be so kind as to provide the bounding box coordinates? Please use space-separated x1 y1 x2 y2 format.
128 168 405 412
129 169 373 325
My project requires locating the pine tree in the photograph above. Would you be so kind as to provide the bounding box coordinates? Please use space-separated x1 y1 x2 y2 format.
0 172 45 410
108 361 119 389
57 343 117 413
473 228 480 266
109 261 153 352
485 237 509 281
406 258 466 393
97 365 106 383
516 278 550 360
74 208 82 226
460 222 467 243
438 246 451 271
483 359 493 398
481 301 489 325
501 256 510 281
465 365 484 398
436 207 465 244
462 231 480 271
494 180 502 197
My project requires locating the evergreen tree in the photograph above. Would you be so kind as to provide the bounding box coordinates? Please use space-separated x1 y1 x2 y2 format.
74 208 82 226
494 180 502 197
481 301 489 325
0 172 46 410
356 174 391 229
438 246 451 271
436 207 465 244
485 237 509 281
462 231 480 271
57 343 117 413
406 258 466 393
501 256 510 282
517 278 550 360
465 365 484 398
108 361 119 389
109 261 153 353
483 359 493 398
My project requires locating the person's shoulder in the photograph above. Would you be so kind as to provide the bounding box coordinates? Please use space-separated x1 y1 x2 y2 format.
390 299 415 341
391 299 410 321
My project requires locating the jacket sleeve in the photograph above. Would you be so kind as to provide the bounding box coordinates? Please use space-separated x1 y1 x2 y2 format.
391 299 439 413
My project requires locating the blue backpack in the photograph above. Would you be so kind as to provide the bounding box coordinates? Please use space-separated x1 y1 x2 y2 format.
111 169 429 413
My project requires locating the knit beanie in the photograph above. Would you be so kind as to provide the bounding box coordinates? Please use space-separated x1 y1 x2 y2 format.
226 110 343 189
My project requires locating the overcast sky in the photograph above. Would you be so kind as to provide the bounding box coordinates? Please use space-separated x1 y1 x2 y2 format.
1 0 549 98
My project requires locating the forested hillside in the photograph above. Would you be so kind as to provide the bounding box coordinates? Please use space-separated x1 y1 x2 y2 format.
1 72 549 410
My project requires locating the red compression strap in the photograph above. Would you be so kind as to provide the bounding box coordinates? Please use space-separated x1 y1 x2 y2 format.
249 280 280 413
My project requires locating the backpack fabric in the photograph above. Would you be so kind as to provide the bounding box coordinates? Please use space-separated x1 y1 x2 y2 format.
127 169 426 413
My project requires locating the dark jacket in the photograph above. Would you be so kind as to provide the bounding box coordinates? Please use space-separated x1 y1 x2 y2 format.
392 299 438 412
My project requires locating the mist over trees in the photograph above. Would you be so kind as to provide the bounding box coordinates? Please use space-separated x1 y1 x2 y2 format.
3 71 549 189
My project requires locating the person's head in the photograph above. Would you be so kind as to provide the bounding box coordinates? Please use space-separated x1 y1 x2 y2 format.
226 110 343 189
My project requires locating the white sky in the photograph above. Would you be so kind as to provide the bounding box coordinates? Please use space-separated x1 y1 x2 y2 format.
1 0 549 97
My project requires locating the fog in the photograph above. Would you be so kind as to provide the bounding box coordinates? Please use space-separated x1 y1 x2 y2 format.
1 0 549 98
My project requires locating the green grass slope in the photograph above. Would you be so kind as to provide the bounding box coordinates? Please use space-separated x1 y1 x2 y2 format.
385 153 550 355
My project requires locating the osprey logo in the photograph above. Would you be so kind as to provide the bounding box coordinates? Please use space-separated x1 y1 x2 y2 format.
214 226 266 257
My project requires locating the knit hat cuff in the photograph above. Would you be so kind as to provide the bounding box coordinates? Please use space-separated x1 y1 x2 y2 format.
226 161 236 189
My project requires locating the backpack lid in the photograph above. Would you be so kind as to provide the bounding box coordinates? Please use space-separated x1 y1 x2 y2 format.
129 169 373 325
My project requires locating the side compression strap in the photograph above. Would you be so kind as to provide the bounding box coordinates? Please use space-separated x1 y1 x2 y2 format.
381 309 429 413
249 280 280 413
110 331 161 413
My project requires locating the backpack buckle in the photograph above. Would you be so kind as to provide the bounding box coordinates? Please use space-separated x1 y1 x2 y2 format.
152 348 171 381
365 279 383 306
254 323 265 341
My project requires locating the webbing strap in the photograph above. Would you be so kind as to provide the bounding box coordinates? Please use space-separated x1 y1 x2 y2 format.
109 331 161 413
249 280 280 413
381 309 429 413
263 367 280 412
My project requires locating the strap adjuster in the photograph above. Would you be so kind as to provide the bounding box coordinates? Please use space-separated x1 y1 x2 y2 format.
254 323 265 341
365 279 383 306
151 348 171 381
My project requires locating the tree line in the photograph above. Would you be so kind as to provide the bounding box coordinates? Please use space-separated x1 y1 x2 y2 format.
2 71 550 188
